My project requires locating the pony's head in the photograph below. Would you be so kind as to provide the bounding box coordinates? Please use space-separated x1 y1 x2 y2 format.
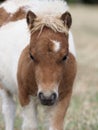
27 10 72 106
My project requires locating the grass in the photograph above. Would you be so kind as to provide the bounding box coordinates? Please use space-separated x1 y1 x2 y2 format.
0 4 98 130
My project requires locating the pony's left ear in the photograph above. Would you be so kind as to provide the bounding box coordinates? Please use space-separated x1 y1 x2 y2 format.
26 11 36 26
61 11 72 29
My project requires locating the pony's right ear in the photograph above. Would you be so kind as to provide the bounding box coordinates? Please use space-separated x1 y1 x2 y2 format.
61 11 72 29
26 11 36 26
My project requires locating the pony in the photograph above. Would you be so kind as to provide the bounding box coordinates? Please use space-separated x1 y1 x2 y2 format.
0 0 77 130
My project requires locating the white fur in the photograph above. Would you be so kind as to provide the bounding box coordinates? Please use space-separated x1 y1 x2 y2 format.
0 0 38 13
69 31 76 57
0 89 16 130
22 99 38 130
51 35 76 56
0 19 30 93
51 40 61 52
0 0 68 16
30 0 68 16
0 1 17 13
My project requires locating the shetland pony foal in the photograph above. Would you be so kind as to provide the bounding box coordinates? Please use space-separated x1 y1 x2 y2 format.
0 0 76 130
18 12 77 130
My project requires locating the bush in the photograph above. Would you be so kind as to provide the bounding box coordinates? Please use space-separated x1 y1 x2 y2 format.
82 0 98 4
66 0 98 3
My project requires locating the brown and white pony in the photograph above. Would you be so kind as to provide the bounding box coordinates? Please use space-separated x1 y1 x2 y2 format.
0 0 77 130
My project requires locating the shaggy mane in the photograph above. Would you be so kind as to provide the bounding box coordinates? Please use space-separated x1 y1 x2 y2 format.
31 15 68 35
28 0 69 35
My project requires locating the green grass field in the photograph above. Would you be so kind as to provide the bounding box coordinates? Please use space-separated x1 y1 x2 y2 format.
0 4 98 130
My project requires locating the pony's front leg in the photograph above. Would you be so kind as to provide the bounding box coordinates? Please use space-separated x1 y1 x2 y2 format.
22 99 38 130
0 87 16 130
48 91 72 130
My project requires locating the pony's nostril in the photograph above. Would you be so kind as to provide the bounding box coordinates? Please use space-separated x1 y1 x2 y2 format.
51 93 57 101
38 92 44 100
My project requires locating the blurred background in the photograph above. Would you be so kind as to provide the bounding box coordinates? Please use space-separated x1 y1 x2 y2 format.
0 0 98 130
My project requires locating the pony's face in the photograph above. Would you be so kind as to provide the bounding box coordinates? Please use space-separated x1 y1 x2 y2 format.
27 11 72 106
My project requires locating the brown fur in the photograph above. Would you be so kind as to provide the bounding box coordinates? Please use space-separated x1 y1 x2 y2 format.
16 10 77 130
17 45 38 106
0 7 26 27
10 7 26 21
50 91 72 130
17 27 77 106
0 7 10 26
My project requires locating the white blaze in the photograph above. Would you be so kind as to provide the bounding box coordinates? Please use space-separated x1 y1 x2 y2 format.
51 40 61 52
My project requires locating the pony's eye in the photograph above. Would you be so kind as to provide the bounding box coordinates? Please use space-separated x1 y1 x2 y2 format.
62 55 67 61
30 53 34 60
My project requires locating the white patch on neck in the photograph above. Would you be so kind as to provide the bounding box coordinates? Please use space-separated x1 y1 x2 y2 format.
51 40 61 52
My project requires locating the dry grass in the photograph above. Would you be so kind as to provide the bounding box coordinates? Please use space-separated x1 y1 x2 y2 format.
0 4 98 130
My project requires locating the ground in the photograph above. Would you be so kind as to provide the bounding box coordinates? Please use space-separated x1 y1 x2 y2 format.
0 4 98 130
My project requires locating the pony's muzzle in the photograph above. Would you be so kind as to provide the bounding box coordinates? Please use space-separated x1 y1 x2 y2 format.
38 92 57 106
